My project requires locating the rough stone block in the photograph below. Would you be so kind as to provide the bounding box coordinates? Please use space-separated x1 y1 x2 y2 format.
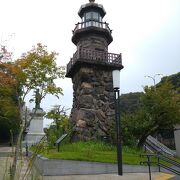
76 120 87 128
79 95 94 108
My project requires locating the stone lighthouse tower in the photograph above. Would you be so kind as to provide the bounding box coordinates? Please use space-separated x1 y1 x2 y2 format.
66 0 123 141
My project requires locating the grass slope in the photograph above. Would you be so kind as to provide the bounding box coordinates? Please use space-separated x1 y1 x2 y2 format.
42 141 145 165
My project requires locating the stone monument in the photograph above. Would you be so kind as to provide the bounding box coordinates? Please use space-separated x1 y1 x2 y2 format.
66 0 123 141
25 89 45 145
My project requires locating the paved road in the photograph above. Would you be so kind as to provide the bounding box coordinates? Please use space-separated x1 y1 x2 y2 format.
0 146 177 180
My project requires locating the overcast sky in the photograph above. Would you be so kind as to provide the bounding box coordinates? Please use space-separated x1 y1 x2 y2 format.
1 0 180 124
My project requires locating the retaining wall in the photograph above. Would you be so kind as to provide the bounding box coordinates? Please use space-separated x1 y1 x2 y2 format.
34 155 159 176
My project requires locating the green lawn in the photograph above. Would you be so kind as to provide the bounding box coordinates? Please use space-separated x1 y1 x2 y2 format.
41 141 146 165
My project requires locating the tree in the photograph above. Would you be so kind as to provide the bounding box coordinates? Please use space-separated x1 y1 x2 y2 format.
0 86 20 143
0 46 20 143
2 43 65 180
120 92 143 114
159 72 180 92
122 81 180 147
45 105 70 148
14 43 65 104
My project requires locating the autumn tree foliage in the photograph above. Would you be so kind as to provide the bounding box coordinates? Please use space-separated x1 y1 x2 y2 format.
0 45 19 142
1 43 65 179
14 43 64 104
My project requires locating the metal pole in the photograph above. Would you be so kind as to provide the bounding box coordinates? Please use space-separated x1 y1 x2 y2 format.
152 78 155 86
114 88 123 175
147 156 152 180
157 153 160 172
58 144 60 152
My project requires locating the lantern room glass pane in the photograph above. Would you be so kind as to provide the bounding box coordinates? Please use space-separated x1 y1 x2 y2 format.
83 11 103 28
86 12 91 20
92 12 99 21
99 16 102 22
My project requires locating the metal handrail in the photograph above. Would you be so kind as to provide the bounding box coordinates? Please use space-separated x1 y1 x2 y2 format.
140 153 180 180
158 155 180 169
145 135 176 156
73 20 112 34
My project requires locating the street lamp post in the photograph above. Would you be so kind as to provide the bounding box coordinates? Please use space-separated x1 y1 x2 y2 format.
112 70 123 176
144 74 163 86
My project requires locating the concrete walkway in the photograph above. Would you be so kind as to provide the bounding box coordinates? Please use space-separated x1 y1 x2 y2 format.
41 173 175 180
0 146 31 180
0 146 176 180
0 146 13 179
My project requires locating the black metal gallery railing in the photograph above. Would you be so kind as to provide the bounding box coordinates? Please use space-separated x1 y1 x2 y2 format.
140 153 180 180
66 48 122 75
73 20 112 34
